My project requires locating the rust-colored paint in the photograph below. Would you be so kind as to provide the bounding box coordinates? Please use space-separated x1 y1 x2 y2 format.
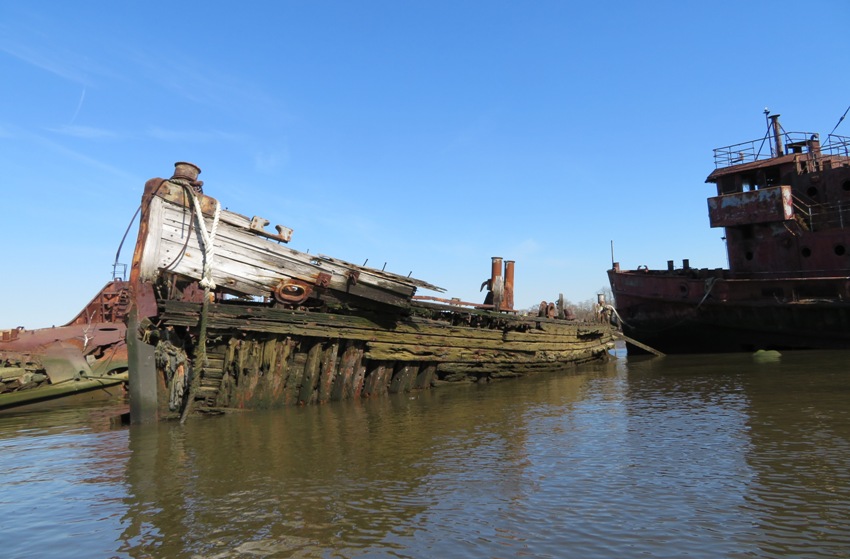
707 185 793 228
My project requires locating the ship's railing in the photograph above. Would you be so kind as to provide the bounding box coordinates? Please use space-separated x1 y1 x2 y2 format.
824 134 850 157
791 193 850 231
713 131 817 167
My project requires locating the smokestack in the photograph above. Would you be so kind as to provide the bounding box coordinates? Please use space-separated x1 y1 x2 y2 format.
503 260 515 311
770 114 784 157
490 257 503 311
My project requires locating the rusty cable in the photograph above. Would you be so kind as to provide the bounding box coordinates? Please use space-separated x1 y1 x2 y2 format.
162 184 196 271
828 105 850 137
112 205 141 277
114 179 169 273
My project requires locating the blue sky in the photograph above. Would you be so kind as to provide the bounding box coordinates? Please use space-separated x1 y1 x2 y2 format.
2 1 849 328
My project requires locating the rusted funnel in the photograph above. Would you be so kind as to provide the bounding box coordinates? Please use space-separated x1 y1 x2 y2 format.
503 260 515 311
491 257 503 311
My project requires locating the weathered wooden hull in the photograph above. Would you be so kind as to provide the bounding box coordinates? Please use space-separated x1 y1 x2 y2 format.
608 268 850 354
151 300 612 413
128 165 614 421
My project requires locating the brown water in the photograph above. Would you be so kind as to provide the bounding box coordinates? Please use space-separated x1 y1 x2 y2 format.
2 349 850 558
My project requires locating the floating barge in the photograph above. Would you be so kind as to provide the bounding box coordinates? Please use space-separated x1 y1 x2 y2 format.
608 112 850 354
127 163 614 422
0 281 129 411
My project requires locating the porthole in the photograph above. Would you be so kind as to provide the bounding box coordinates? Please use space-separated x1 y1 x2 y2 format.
836 245 846 256
843 180 850 192
745 251 754 261
807 186 819 198
802 247 812 258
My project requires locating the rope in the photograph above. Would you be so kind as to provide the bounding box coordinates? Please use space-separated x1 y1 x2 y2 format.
182 189 219 423
188 190 221 290
696 277 717 309
606 304 630 328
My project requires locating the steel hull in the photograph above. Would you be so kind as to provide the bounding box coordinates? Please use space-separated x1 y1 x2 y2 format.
608 269 850 354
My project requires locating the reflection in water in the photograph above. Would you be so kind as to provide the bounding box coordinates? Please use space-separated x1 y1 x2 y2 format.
2 352 850 558
624 352 850 558
739 351 850 556
0 402 130 558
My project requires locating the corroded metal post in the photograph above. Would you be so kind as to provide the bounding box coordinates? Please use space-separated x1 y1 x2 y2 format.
503 260 515 311
127 170 181 424
127 306 157 424
770 114 784 157
491 257 503 311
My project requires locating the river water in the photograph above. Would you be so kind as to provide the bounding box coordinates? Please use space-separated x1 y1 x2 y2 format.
2 349 850 558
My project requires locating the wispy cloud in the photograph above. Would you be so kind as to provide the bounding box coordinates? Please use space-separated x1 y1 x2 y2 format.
69 88 86 124
254 148 290 172
510 238 542 257
48 124 118 139
0 8 122 88
0 40 94 86
25 130 142 185
128 49 288 121
146 126 245 143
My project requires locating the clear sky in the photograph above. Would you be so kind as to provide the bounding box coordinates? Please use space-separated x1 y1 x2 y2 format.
2 0 849 328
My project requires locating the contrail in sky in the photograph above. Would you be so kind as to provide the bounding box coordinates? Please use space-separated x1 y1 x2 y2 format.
70 88 86 124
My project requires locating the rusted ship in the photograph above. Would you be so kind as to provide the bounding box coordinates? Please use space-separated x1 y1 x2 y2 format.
608 112 850 354
127 163 614 422
0 281 129 411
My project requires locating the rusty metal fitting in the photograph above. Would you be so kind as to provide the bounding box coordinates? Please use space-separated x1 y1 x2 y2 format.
273 279 313 305
172 161 201 181
172 162 204 191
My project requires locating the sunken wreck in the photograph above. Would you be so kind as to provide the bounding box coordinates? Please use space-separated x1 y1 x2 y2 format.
126 163 614 422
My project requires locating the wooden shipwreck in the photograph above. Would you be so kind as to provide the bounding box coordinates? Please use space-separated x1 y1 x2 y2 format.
127 162 614 422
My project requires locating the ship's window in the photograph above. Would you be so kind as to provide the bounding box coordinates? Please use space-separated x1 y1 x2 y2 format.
836 245 846 256
802 247 812 258
807 186 819 198
843 180 850 192
745 251 753 260
766 170 780 187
